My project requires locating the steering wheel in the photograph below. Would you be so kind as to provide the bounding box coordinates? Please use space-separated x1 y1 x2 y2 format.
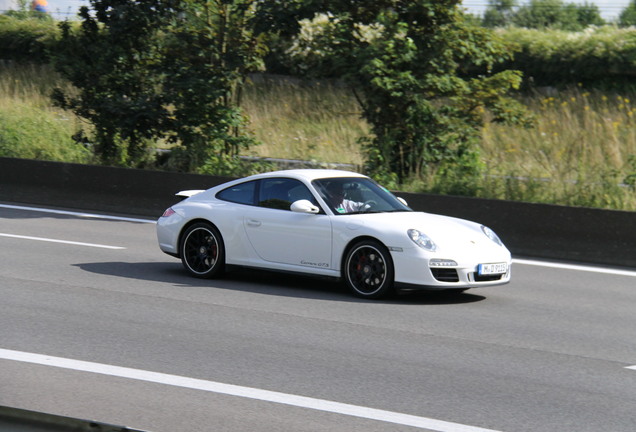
362 200 377 211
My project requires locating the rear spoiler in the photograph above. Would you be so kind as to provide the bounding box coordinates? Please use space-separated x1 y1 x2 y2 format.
175 190 206 200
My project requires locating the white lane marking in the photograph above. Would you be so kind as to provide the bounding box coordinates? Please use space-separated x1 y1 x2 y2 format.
513 259 636 278
0 233 125 250
626 365 636 371
0 348 501 432
0 204 156 224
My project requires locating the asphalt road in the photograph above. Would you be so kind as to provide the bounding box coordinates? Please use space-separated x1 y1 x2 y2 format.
1 203 635 432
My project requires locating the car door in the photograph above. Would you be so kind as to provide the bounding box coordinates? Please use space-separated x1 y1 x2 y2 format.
243 178 333 270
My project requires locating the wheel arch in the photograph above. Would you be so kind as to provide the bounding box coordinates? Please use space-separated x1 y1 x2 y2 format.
340 235 394 275
177 218 224 258
340 235 396 299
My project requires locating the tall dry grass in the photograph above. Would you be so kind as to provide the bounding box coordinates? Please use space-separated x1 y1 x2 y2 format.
241 76 367 166
2 64 635 209
0 62 89 162
481 87 636 209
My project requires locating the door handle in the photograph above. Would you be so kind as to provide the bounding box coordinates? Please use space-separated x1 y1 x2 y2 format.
247 219 262 227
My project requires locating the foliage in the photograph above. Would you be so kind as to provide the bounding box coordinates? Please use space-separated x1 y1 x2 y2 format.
51 0 177 167
5 62 636 210
242 76 368 165
0 101 89 162
482 0 518 28
625 155 636 190
513 0 603 30
0 14 58 63
482 0 604 30
570 2 605 29
0 62 89 162
495 26 636 87
157 0 266 172
198 153 275 177
619 1 636 27
481 87 636 210
51 0 264 172
284 1 531 190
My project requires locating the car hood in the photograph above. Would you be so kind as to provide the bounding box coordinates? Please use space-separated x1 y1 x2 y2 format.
345 211 506 251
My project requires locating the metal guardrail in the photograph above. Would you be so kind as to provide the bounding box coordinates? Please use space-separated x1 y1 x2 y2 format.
0 406 149 432
239 155 357 171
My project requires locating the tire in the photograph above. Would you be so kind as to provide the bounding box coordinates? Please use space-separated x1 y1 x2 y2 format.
343 240 394 299
180 222 225 278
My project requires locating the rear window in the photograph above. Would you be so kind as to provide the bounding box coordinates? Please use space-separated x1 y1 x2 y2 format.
216 180 256 205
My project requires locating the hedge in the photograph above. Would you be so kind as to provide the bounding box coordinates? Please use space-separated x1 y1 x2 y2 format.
495 26 636 86
1 16 636 86
0 15 60 63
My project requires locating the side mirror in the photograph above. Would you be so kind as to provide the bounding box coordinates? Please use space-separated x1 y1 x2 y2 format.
397 197 408 207
290 199 320 214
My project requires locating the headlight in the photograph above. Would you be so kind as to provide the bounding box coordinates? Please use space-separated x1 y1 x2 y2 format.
481 225 503 246
407 229 437 252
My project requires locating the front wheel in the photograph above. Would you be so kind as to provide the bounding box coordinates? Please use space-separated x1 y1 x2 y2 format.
180 222 225 278
343 240 394 299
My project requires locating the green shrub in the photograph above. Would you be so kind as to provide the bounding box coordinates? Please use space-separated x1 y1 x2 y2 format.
0 101 90 162
497 26 636 87
0 15 60 63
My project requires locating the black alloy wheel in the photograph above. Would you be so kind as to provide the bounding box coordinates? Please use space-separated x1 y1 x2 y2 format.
180 222 225 278
344 240 394 299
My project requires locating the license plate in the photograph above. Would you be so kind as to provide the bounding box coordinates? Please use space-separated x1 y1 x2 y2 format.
478 262 508 275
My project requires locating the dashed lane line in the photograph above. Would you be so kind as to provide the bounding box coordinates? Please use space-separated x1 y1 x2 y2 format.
513 258 636 278
0 204 155 224
0 348 501 432
0 233 125 250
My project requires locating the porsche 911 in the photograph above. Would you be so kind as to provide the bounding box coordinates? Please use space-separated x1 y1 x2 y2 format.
157 169 511 298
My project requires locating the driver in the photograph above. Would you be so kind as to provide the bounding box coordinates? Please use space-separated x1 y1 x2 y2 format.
324 182 365 214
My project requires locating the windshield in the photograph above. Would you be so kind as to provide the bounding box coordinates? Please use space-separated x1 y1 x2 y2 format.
312 177 412 215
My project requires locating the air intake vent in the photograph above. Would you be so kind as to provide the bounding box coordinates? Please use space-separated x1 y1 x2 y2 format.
431 268 459 282
473 273 504 282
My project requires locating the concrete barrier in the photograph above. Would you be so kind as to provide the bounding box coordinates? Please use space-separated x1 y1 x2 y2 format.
1 157 635 268
0 157 229 217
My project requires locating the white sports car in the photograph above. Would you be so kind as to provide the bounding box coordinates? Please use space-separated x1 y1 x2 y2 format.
157 169 511 298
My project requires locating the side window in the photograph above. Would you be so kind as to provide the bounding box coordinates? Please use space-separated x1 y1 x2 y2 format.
216 180 256 205
258 178 315 210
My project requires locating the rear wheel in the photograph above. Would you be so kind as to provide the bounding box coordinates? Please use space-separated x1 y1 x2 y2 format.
180 222 225 278
344 240 394 299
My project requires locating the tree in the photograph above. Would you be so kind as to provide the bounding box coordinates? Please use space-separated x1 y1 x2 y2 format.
513 0 568 28
568 2 604 29
482 0 518 28
52 0 174 167
513 0 603 30
285 1 530 190
52 0 264 171
619 0 636 27
159 0 266 173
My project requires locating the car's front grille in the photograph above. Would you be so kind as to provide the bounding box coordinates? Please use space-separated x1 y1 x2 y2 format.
431 268 460 282
473 273 504 282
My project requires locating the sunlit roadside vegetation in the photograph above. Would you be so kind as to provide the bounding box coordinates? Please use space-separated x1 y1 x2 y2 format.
2 63 636 210
0 63 89 163
480 87 636 210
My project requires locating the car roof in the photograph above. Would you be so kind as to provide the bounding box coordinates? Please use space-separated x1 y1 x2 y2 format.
244 169 367 182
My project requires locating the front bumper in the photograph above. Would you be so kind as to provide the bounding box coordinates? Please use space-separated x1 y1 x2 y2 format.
391 247 512 289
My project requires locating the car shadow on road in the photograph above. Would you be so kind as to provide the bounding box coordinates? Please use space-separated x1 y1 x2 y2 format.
74 261 487 305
